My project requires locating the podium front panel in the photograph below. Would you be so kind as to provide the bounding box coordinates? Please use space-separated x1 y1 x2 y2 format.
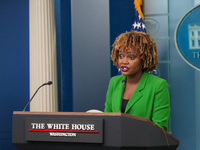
12 112 179 150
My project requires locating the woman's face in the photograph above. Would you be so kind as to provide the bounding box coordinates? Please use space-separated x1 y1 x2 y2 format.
118 50 143 77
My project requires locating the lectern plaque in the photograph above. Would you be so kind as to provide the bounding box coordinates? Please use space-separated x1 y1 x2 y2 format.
25 118 103 143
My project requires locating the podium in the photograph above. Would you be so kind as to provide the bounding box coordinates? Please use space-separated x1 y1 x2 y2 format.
12 111 179 150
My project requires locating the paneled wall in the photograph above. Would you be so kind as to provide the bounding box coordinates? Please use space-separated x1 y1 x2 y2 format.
143 0 171 132
71 0 110 112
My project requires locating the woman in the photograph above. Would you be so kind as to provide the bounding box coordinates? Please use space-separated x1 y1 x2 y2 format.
104 31 170 131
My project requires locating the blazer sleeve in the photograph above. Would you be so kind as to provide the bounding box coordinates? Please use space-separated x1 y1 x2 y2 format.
152 80 170 131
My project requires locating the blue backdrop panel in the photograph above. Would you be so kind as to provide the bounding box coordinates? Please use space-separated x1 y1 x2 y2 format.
0 0 29 149
55 0 73 112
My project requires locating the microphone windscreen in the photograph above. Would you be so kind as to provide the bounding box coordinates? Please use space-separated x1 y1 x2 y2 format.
47 81 53 85
122 79 126 84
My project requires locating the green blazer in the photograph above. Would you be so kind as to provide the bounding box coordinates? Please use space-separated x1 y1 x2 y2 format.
104 71 170 131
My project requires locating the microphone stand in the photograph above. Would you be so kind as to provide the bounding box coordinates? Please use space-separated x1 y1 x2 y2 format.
119 79 126 113
23 81 52 111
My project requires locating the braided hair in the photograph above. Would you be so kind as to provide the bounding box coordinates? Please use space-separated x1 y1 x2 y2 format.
111 31 158 72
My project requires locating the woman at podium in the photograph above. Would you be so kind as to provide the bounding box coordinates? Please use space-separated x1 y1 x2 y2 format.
104 31 170 131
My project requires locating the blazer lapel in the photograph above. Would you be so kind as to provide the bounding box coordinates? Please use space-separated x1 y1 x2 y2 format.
124 71 148 113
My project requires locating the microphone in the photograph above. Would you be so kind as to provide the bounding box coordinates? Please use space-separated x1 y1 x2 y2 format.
42 81 52 86
23 81 53 111
119 79 126 113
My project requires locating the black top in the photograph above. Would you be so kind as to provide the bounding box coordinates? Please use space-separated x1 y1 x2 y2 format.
121 99 129 113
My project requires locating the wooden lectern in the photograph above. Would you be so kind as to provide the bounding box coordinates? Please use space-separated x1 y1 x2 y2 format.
12 111 179 150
